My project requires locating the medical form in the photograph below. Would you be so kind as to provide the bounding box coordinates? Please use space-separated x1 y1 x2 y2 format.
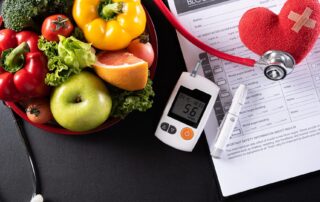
168 0 320 197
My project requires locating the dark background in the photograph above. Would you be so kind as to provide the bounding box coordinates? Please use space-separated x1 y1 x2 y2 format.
1 0 320 202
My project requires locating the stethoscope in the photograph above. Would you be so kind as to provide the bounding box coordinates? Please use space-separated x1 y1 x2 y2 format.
153 0 296 81
7 106 44 202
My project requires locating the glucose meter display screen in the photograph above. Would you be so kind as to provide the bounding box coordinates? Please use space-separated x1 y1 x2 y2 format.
168 86 211 128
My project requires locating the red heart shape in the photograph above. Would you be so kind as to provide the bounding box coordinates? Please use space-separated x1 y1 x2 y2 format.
239 0 320 64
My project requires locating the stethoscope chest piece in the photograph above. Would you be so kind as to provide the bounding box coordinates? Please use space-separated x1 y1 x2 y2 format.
256 50 295 81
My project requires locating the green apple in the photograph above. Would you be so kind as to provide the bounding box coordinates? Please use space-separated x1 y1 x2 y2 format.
50 71 112 132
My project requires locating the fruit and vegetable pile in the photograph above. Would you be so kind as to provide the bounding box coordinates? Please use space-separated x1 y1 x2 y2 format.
0 0 156 132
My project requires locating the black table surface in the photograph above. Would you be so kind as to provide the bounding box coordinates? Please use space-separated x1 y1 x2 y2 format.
1 1 320 202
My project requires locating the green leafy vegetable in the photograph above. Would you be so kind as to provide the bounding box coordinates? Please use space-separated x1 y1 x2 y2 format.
1 0 74 32
38 36 58 58
38 36 96 86
45 57 76 86
58 35 96 69
110 79 155 119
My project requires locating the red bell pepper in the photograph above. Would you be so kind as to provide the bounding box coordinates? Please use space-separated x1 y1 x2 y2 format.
0 29 49 101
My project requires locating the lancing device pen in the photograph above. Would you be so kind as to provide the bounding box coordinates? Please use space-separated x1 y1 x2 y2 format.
211 84 248 159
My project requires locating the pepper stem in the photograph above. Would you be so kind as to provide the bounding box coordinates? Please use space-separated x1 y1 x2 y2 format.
100 1 124 20
26 107 41 117
2 42 30 73
139 34 150 44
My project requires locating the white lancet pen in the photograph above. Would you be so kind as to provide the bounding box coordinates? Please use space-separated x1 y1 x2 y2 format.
211 84 248 159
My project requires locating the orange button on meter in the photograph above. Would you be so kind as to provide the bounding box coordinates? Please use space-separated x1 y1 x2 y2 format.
180 127 194 140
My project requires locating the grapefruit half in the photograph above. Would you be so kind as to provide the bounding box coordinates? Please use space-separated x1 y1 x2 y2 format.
93 51 149 91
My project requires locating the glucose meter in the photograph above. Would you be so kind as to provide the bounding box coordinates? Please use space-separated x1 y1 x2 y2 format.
155 61 220 152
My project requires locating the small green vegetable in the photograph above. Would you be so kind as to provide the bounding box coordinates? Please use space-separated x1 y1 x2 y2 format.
1 0 74 32
1 0 48 31
110 79 155 119
38 36 96 86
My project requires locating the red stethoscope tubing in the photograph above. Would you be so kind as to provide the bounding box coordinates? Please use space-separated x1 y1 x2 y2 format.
153 0 256 67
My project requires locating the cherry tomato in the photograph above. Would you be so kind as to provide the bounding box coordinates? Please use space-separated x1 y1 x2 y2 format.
26 98 53 124
41 14 74 42
127 36 155 68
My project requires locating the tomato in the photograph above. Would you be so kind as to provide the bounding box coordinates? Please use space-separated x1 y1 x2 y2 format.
0 29 17 51
26 98 53 124
127 36 155 68
41 14 74 42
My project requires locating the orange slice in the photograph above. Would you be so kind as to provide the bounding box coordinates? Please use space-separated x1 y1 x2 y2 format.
93 51 148 91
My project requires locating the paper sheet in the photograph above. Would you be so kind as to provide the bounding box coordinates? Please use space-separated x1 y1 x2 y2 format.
167 0 320 197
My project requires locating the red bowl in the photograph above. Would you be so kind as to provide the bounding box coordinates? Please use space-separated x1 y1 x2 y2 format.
5 9 158 135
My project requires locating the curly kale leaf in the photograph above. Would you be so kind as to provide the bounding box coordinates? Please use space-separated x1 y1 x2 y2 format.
110 79 155 119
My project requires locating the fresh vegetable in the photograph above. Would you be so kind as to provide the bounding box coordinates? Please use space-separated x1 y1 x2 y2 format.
0 29 49 101
38 35 96 86
110 78 154 118
26 98 53 124
93 50 148 91
127 35 155 67
58 35 96 69
42 14 74 42
72 0 147 50
1 0 48 31
1 0 74 32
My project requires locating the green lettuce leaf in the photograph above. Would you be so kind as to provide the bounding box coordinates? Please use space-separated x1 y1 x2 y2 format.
45 56 80 86
38 36 58 58
58 35 96 69
38 36 96 86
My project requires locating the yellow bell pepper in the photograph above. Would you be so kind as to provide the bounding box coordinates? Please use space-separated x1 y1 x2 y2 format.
73 0 147 50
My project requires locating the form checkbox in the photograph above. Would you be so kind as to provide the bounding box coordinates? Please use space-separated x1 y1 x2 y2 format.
217 80 226 86
233 129 241 135
214 68 223 73
220 92 230 98
210 56 219 62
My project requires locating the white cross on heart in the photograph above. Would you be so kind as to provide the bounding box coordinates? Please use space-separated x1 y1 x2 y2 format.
288 7 317 33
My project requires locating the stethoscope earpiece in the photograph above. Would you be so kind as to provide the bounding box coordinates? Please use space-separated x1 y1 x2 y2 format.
30 194 44 202
256 50 296 81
